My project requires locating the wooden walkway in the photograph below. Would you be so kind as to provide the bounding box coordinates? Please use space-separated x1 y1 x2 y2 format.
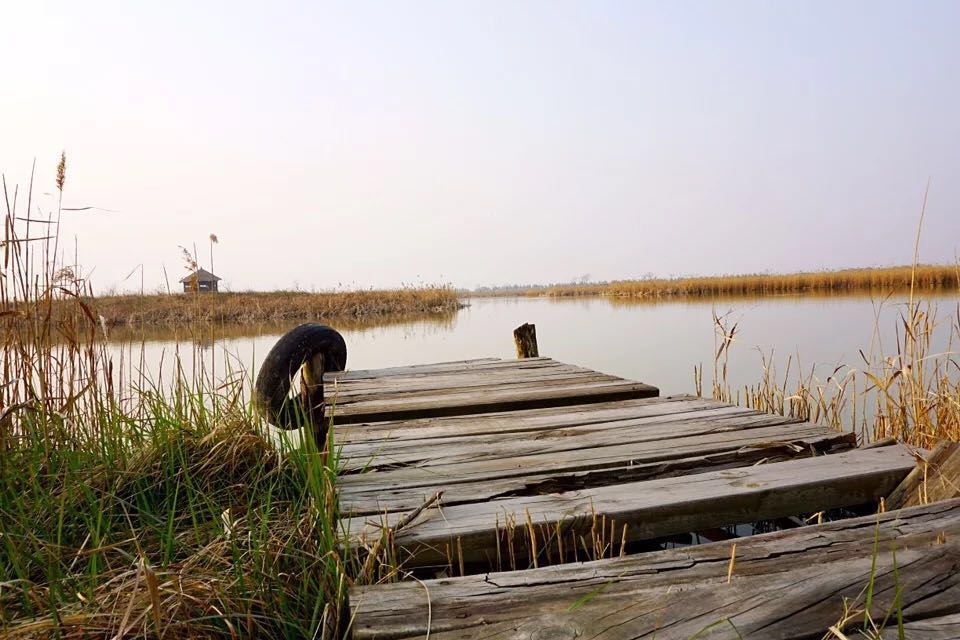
329 357 952 639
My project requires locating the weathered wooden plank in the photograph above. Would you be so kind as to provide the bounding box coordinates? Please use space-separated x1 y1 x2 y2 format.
327 363 605 395
337 416 841 491
880 613 960 639
337 401 755 459
327 365 636 400
333 378 654 410
327 357 548 381
349 498 960 640
338 427 854 515
322 357 658 424
329 371 625 401
337 418 852 506
339 409 810 473
331 357 509 377
332 379 658 424
888 441 960 509
335 395 711 443
342 446 915 567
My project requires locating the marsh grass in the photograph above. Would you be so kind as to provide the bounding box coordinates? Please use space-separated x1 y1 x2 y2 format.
1 397 345 638
473 265 960 301
698 292 960 448
1 163 350 638
696 191 960 448
69 288 461 327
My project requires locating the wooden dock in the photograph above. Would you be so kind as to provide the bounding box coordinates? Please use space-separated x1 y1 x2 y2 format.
326 357 958 639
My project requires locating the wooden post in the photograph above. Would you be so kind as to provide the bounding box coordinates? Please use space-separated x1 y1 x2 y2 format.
299 351 327 449
513 323 539 359
886 441 960 509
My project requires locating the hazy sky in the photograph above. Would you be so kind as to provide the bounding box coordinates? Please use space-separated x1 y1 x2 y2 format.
4 1 959 292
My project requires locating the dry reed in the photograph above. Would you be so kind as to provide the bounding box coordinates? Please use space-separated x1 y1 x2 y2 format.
59 287 461 327
473 265 960 300
700 297 960 448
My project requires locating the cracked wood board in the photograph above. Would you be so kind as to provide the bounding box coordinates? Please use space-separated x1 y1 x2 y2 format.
338 411 830 476
335 397 856 512
342 445 915 568
338 400 777 470
337 418 855 515
880 613 960 639
350 498 960 639
322 357 658 424
334 395 719 444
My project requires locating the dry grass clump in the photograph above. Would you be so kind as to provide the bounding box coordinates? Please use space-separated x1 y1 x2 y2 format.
1 409 344 639
60 287 461 327
1 161 348 638
602 265 959 299
699 298 960 448
351 498 635 585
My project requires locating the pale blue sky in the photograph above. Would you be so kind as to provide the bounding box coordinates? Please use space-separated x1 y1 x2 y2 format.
3 1 959 291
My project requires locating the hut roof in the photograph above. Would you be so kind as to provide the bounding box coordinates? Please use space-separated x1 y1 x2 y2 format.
180 268 222 283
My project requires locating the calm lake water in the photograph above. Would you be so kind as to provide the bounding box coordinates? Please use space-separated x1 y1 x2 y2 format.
107 294 959 401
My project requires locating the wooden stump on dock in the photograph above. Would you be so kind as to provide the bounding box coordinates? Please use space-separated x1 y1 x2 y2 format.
513 323 539 359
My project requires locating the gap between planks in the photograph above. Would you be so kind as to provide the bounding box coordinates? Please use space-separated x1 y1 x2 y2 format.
349 498 960 640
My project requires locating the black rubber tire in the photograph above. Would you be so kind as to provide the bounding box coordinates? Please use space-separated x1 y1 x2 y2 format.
254 324 347 429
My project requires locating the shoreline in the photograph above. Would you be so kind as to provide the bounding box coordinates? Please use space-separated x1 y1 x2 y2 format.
51 287 462 327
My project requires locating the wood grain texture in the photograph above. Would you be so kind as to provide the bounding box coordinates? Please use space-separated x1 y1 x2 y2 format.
323 358 658 424
338 402 772 469
337 421 854 515
350 498 960 640
334 395 711 443
880 613 960 639
342 446 916 567
888 441 960 509
341 413 823 475
513 323 539 358
335 395 856 517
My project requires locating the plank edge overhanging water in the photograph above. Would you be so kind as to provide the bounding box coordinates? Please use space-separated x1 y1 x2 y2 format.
349 498 960 639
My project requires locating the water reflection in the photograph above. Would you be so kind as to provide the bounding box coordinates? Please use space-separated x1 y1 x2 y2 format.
104 310 458 348
102 294 959 402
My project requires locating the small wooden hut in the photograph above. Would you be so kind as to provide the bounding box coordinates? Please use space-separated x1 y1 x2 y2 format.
180 268 222 293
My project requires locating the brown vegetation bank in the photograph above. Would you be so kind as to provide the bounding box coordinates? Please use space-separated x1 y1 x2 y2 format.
67 287 461 326
474 264 960 299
